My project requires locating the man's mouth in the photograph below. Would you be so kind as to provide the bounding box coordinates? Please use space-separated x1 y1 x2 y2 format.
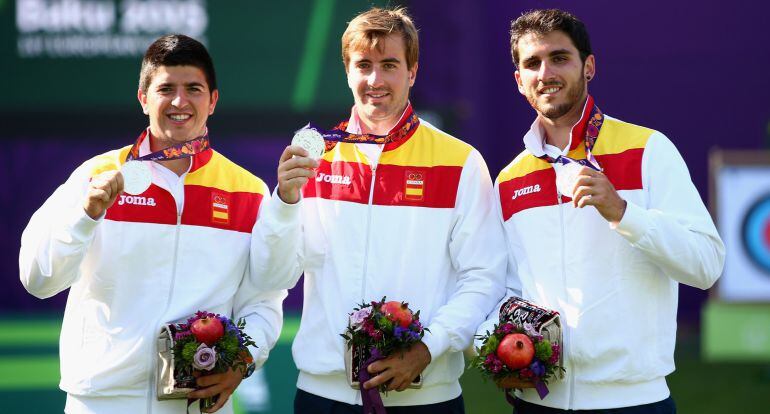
538 84 563 95
366 90 390 99
168 114 192 122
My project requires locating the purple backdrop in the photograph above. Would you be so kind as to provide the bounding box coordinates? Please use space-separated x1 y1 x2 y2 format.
5 1 768 326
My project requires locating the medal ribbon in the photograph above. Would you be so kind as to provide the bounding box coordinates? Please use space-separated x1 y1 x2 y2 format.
307 111 420 152
126 128 211 162
536 103 604 172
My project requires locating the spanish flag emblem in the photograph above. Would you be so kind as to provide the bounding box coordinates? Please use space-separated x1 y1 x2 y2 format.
405 171 425 201
211 192 230 225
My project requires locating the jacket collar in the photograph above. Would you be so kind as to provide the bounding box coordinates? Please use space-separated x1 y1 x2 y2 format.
523 95 595 157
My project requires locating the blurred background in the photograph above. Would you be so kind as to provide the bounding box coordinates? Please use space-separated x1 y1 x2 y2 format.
2 0 769 412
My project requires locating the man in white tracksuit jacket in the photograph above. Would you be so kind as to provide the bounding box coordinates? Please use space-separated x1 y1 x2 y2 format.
478 9 725 413
270 7 507 413
19 35 296 414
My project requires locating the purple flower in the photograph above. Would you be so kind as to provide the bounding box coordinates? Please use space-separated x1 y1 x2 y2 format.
529 360 545 377
370 330 383 341
394 326 407 339
523 322 538 337
192 344 217 371
363 320 376 336
549 343 561 364
501 323 515 334
174 331 192 341
484 353 504 374
350 308 372 329
411 320 423 331
549 353 559 365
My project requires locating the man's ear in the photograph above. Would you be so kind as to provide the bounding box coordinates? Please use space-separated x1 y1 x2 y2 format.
514 71 525 95
583 55 596 81
137 89 149 115
208 89 219 115
408 62 418 87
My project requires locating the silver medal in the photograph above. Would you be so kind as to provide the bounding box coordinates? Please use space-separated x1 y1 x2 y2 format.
555 162 584 197
121 161 152 195
291 128 325 160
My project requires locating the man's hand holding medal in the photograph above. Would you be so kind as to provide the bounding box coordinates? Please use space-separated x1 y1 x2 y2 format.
276 128 324 204
567 165 627 224
83 170 125 220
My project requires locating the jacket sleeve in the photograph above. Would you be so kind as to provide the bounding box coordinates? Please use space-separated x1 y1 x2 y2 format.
612 131 726 290
421 149 507 360
232 278 288 369
248 188 304 291
475 179 522 349
19 163 99 299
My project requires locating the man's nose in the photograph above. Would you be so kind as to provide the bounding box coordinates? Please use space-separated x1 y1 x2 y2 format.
171 91 188 108
538 62 556 82
367 68 385 88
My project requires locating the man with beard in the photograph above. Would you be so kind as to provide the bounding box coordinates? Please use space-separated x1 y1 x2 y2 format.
477 9 725 413
268 6 506 413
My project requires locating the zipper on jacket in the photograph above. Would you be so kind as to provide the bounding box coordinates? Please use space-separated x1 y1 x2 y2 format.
557 191 576 409
146 212 184 413
361 164 377 299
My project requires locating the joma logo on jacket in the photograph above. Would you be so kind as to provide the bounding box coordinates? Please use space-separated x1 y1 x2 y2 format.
511 184 541 200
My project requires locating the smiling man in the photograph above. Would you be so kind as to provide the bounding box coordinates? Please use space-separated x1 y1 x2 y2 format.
268 7 506 414
19 35 296 413
477 9 725 414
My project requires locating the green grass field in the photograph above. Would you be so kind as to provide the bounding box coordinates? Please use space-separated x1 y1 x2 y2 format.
1 315 767 413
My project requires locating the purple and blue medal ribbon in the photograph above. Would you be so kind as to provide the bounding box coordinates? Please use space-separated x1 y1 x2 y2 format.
537 104 604 172
126 128 211 162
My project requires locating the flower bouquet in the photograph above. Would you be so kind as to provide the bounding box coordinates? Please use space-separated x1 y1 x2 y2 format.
340 298 427 412
157 311 255 410
471 297 563 403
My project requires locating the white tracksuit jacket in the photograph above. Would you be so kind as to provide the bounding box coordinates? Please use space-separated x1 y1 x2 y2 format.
478 97 725 410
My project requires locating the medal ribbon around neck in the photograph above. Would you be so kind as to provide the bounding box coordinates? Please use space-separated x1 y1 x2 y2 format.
311 111 420 152
120 128 211 195
126 128 211 163
537 104 604 172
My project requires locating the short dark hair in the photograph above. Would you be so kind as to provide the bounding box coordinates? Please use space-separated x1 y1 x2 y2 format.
138 34 217 93
510 9 592 68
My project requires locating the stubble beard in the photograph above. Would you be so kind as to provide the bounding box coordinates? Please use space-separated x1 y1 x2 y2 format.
527 74 586 120
360 87 409 126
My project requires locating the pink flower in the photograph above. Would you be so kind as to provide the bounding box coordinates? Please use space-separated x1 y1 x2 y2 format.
350 308 371 330
192 344 217 371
